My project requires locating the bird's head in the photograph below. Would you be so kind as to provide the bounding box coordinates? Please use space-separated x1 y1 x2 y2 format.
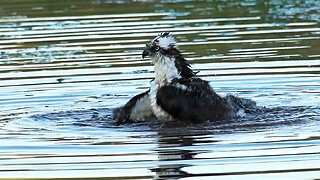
142 32 196 78
142 32 179 63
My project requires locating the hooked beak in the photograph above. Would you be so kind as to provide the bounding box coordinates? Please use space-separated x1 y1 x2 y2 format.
142 45 152 59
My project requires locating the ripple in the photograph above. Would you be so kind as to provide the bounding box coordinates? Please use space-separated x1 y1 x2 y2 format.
0 0 320 179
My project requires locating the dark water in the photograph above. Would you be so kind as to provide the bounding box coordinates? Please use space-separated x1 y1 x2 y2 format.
1 0 320 179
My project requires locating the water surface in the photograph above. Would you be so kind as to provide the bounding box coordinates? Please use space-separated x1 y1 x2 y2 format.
0 0 320 179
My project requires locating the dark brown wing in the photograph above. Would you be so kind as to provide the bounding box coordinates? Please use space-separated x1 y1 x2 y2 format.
113 90 151 124
156 78 235 122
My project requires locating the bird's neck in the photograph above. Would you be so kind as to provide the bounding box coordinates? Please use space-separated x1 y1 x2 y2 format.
153 56 180 85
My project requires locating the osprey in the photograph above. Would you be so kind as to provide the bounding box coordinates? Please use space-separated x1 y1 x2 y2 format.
114 32 249 124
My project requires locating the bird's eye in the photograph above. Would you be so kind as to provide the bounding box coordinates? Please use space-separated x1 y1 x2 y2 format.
155 46 160 51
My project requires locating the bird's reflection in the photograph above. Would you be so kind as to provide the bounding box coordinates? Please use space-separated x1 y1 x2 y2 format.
151 128 208 179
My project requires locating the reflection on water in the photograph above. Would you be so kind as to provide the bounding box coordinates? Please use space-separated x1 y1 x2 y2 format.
0 0 320 179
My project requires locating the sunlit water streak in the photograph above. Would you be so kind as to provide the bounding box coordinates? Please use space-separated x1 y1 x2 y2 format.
0 0 320 179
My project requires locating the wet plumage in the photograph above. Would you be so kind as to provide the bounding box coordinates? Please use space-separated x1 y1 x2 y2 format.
113 32 252 124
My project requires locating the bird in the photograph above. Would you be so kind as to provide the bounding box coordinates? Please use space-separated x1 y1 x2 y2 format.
113 32 254 124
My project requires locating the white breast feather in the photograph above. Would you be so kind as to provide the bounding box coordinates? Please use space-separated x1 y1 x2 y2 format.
154 56 181 84
149 56 181 121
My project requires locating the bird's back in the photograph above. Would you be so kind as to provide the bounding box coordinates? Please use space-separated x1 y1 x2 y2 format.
156 77 236 122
